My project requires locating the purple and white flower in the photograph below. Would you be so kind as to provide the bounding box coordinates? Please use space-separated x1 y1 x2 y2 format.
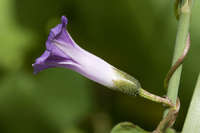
33 16 140 94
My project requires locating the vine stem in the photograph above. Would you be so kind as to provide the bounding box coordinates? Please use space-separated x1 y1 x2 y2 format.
164 34 190 89
153 99 180 133
164 0 193 117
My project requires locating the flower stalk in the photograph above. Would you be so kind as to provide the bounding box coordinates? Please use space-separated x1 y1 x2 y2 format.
139 89 173 107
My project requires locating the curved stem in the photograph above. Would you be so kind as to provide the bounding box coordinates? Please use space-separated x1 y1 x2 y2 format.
164 34 191 89
153 99 180 133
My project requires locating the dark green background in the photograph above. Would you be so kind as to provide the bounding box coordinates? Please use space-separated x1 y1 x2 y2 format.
0 0 199 132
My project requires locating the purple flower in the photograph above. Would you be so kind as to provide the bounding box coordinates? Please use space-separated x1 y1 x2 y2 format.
33 16 140 92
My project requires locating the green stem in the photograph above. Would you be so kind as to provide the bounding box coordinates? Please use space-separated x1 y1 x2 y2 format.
139 88 173 107
164 0 193 116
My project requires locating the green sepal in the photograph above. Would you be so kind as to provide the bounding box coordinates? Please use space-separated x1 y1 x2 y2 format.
113 68 141 96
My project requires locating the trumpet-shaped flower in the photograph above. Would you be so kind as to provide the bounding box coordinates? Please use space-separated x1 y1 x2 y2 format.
33 16 140 95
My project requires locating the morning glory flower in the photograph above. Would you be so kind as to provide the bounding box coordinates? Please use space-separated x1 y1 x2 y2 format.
33 16 141 95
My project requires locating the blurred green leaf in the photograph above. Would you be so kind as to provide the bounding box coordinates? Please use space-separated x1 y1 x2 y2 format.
0 0 35 70
0 72 49 133
111 122 149 133
0 69 93 132
34 69 93 128
63 127 85 133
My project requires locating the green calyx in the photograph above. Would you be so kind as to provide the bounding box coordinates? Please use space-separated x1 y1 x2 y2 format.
112 68 141 96
111 68 173 108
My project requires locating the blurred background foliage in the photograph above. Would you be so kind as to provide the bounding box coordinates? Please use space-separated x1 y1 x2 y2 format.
0 0 199 133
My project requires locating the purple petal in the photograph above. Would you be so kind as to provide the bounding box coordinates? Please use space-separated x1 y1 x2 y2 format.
46 16 76 52
33 16 81 74
33 50 78 74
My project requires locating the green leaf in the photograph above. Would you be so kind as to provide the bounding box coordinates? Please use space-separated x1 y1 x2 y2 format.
182 73 200 133
111 122 149 133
